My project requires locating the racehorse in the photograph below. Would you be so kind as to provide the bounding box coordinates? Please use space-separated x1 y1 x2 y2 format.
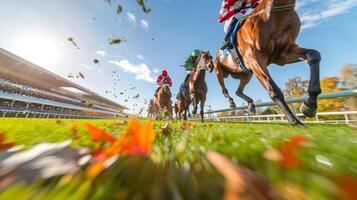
174 95 191 120
147 99 159 118
214 0 321 126
155 82 173 120
188 51 214 122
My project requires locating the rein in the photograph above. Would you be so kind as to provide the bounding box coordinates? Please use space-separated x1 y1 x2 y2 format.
243 3 296 20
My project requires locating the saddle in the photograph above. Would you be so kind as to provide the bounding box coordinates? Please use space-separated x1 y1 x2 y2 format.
220 19 252 75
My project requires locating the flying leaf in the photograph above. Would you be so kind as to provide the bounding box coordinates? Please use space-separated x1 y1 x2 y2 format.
108 37 127 45
117 4 123 14
79 72 85 79
93 59 100 64
136 0 151 13
68 37 80 50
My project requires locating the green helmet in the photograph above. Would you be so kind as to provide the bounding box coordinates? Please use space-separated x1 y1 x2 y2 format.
192 49 201 57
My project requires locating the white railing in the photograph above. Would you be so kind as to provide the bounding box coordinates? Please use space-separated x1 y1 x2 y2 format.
194 90 357 124
208 110 357 124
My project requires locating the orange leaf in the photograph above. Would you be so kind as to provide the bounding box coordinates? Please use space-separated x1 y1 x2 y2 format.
104 118 156 157
336 176 357 200
84 123 116 143
279 135 308 169
0 132 15 151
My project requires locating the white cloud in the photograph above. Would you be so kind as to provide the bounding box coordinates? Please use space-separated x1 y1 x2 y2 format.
297 0 357 30
140 19 149 31
152 68 160 74
108 59 155 83
127 12 136 25
81 63 94 70
136 54 144 60
96 50 106 57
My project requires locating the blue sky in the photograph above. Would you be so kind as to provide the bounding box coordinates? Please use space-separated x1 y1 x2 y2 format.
0 0 356 114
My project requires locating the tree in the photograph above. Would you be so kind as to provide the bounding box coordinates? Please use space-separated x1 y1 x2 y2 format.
340 63 357 89
340 64 357 121
283 77 309 98
317 77 344 112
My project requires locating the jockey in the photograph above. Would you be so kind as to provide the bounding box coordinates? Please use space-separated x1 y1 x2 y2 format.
218 0 260 50
177 49 202 99
183 49 201 84
155 70 172 97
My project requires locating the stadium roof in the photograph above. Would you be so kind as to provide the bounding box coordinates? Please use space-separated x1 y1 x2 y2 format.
0 48 126 110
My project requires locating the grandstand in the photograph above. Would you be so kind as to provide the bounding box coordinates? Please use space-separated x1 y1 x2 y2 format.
0 48 126 119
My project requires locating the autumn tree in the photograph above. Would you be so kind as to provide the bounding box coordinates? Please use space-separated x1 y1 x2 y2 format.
283 77 309 98
317 77 344 112
340 64 357 118
340 63 357 89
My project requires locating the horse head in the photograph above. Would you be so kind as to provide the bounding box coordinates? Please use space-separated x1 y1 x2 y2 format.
197 51 214 73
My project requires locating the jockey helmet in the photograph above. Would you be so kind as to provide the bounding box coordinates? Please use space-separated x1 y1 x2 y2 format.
162 70 168 76
192 49 201 57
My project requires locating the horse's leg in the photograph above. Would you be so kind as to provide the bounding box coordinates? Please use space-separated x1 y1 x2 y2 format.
191 95 198 115
235 75 256 113
251 51 303 126
183 101 188 120
276 45 321 117
214 62 236 108
200 98 206 123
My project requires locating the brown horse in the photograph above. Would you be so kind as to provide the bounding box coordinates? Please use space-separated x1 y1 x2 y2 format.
155 83 173 119
174 94 191 120
214 0 321 126
189 51 214 122
147 99 159 118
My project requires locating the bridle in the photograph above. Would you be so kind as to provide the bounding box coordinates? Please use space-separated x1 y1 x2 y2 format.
196 52 213 71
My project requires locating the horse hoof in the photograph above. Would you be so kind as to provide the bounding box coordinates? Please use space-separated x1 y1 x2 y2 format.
300 102 317 117
289 120 306 128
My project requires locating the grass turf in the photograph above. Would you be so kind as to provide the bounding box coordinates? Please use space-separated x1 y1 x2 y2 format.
0 118 356 199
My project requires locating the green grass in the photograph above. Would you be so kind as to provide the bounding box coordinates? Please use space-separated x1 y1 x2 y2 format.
0 118 356 199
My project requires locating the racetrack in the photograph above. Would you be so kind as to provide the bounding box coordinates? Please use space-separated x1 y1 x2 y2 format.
0 118 356 199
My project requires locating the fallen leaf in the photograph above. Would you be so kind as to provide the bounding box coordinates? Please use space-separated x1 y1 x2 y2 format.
278 135 309 169
336 175 357 200
206 151 279 200
161 123 172 136
84 123 117 143
0 132 15 151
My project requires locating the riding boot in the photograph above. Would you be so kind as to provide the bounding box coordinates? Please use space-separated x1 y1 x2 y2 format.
183 74 190 86
220 17 239 50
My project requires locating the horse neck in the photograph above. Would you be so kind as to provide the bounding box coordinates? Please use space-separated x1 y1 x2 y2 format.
159 87 170 98
266 0 296 7
194 68 206 82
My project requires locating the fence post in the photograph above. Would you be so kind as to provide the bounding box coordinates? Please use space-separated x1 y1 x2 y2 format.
344 114 349 124
247 109 252 123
